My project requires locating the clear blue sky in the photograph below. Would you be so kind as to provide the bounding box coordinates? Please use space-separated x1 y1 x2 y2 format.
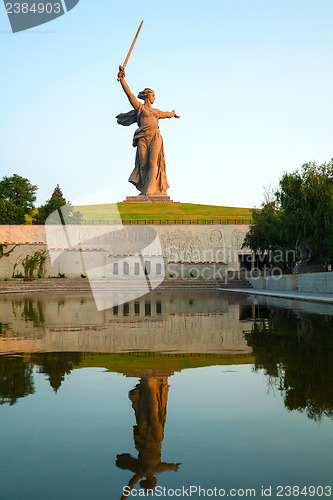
1 0 333 208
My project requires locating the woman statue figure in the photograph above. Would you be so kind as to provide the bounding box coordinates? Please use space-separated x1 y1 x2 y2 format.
116 66 179 196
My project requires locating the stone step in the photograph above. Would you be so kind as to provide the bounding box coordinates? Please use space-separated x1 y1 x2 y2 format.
0 278 252 292
122 196 179 203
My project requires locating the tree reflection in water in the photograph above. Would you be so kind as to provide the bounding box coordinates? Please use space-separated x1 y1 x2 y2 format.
116 375 180 499
0 355 34 405
245 308 333 421
32 352 83 392
0 352 82 404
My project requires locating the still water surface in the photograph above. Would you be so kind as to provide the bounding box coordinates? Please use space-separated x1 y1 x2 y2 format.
0 291 332 499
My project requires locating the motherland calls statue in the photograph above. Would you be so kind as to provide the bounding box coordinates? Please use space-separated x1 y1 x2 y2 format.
116 65 179 196
116 375 180 498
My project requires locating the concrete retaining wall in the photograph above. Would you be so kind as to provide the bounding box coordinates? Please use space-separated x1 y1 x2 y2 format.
299 272 333 294
249 272 333 294
0 224 251 278
0 243 56 278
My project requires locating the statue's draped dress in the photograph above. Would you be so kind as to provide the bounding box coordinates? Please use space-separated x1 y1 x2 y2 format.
116 103 169 196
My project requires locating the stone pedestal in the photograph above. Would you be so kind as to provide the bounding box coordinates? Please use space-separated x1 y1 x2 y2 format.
122 196 179 204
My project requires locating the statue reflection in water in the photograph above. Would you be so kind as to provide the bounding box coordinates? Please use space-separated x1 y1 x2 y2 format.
116 374 180 498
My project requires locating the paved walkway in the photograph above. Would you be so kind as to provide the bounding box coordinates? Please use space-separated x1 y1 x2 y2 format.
222 288 333 304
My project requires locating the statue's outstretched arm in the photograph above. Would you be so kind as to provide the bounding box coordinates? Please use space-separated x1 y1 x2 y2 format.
157 462 181 472
117 66 140 110
158 110 180 119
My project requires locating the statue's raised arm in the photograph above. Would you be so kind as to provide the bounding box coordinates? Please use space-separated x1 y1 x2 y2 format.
117 66 140 110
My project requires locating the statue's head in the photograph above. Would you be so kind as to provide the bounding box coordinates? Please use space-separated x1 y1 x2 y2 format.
138 88 155 104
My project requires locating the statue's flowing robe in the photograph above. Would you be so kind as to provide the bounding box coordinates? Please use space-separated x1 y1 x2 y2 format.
116 104 169 195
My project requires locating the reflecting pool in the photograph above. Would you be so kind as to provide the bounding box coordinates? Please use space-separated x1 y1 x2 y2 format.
0 291 332 499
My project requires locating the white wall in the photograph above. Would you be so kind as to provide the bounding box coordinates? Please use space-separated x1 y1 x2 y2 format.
0 224 251 278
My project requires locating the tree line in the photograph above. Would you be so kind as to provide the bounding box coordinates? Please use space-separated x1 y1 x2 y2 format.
243 159 333 270
0 174 82 224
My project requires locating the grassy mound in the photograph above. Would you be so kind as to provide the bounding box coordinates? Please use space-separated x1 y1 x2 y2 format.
75 202 253 223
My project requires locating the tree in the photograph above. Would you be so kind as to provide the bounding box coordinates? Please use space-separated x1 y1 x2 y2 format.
0 174 37 210
0 174 37 224
243 159 333 269
0 199 26 224
33 184 82 225
242 200 295 269
277 160 333 267
50 183 66 203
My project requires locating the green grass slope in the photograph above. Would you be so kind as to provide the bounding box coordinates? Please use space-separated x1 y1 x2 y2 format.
75 202 253 223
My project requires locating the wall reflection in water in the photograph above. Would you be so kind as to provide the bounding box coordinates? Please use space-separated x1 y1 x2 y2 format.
0 291 252 355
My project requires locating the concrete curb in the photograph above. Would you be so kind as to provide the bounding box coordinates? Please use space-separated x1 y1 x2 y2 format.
220 288 333 304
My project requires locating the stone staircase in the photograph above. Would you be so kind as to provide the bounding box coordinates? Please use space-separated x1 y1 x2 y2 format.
0 278 92 292
156 277 252 290
0 277 252 293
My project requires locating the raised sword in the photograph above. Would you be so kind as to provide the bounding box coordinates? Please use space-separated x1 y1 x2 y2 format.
118 20 144 80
